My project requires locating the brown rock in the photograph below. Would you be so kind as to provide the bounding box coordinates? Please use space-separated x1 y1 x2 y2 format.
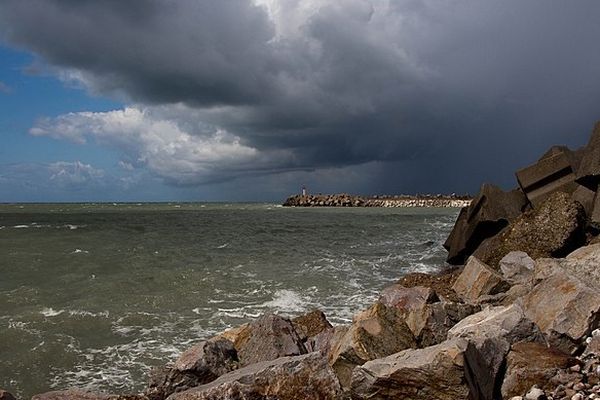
396 269 462 303
476 192 586 267
32 390 109 400
416 302 481 347
444 184 527 265
329 302 417 388
291 309 332 343
216 323 251 352
501 342 578 398
167 353 342 400
522 263 600 353
310 325 348 355
236 313 306 366
350 338 470 400
379 284 437 311
448 304 544 400
145 339 238 400
452 256 510 304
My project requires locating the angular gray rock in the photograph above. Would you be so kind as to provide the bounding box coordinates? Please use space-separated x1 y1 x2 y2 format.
350 338 470 400
167 353 342 400
444 184 528 265
416 302 481 347
236 313 306 366
452 256 510 304
328 302 417 388
145 338 238 400
499 251 535 285
448 304 544 400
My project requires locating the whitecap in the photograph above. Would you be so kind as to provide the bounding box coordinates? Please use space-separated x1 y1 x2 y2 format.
260 289 310 313
40 307 65 317
217 243 229 249
70 249 89 254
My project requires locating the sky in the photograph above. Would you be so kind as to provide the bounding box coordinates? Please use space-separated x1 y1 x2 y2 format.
1 1 600 202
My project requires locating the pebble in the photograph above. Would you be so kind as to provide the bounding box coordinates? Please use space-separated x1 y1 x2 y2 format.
570 394 583 400
573 382 586 391
570 365 582 373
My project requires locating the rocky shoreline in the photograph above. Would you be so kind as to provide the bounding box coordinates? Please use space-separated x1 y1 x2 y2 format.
4 122 600 400
283 193 472 208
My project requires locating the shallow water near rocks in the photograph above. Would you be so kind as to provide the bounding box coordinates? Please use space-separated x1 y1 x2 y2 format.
0 203 458 398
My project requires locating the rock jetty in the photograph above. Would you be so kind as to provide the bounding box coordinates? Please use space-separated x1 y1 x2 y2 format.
4 121 600 400
283 193 471 208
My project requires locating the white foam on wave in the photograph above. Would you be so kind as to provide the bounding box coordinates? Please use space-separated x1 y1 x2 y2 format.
69 310 110 318
70 249 90 254
216 243 229 249
260 289 310 313
40 307 65 317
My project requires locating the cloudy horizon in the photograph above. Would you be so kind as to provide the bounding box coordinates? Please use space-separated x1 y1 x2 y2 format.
1 0 600 202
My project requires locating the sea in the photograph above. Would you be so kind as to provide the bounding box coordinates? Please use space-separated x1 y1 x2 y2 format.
0 203 459 398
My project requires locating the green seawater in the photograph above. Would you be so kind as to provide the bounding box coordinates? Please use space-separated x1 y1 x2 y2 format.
0 203 459 398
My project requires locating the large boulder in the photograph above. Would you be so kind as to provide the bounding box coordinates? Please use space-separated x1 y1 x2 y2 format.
474 192 587 267
328 302 417 388
522 259 600 353
167 353 342 400
236 313 306 366
501 342 578 399
447 304 544 400
444 184 528 265
350 338 470 400
145 339 238 400
452 256 510 304
576 121 600 190
515 145 582 208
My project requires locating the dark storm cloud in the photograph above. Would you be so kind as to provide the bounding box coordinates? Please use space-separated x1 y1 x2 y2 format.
2 0 600 192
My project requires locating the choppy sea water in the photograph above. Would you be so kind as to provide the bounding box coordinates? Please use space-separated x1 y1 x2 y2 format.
0 203 459 398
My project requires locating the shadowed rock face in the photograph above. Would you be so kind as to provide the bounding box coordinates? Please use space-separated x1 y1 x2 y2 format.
350 338 470 400
444 184 528 265
167 353 342 400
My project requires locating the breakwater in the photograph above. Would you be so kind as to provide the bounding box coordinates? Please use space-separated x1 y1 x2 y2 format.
283 194 471 208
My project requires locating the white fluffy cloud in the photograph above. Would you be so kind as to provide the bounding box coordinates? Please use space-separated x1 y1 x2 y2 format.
30 106 295 184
